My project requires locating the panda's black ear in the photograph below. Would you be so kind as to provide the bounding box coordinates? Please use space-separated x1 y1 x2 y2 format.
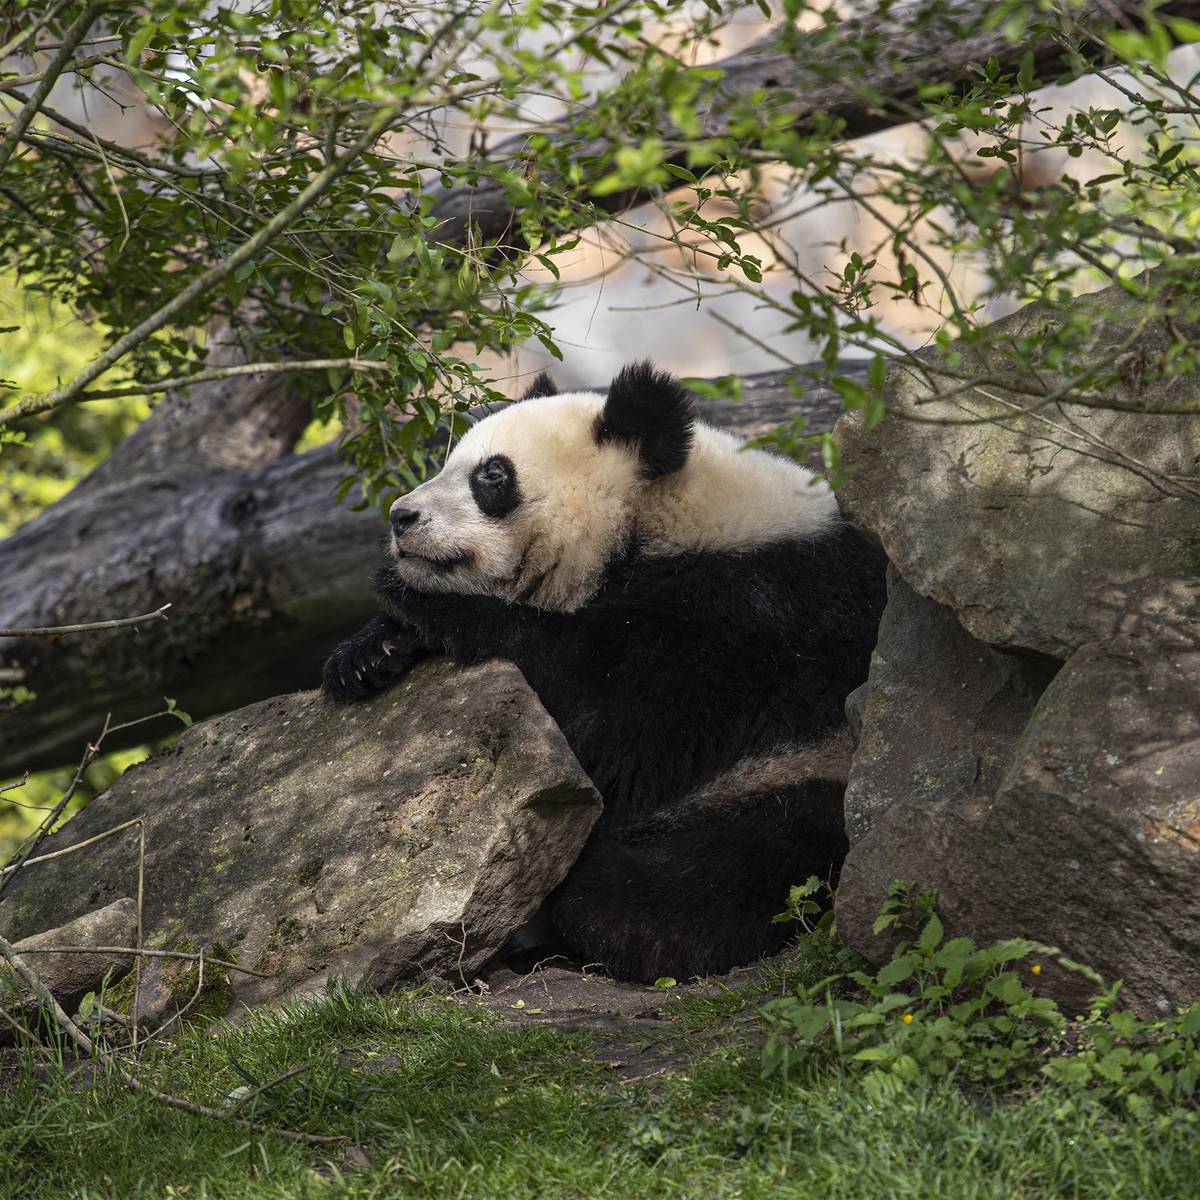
519 371 558 401
597 362 694 478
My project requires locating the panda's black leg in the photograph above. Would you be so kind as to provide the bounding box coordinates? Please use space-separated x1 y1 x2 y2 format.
378 573 535 665
322 615 428 703
547 779 848 981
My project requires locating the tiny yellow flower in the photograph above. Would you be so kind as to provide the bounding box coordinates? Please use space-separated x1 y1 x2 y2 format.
1031 964 1042 976
902 1012 914 1024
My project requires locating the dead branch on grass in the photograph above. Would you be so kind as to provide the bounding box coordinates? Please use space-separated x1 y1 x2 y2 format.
13 945 273 979
0 930 343 1145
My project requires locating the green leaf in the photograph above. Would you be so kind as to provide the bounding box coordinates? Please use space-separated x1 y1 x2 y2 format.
1016 50 1035 93
386 235 413 263
1168 17 1200 43
1178 1005 1200 1037
832 377 869 411
1106 27 1170 73
126 22 159 65
785 1005 832 1041
863 392 885 430
916 914 944 954
876 954 917 989
852 1046 893 1062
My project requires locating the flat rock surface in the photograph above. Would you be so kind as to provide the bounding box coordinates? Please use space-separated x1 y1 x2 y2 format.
0 660 601 1015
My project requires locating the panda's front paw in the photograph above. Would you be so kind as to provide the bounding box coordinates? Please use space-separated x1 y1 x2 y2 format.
321 616 424 703
321 644 382 702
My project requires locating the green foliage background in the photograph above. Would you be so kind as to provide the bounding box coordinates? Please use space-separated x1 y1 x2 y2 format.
0 280 150 856
0 279 146 534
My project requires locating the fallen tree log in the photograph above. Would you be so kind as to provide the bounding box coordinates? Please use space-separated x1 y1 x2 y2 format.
0 362 858 776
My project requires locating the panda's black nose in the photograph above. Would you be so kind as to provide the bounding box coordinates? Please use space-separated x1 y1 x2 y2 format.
390 507 420 535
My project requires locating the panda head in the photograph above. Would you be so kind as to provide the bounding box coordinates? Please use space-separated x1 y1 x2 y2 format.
386 362 696 611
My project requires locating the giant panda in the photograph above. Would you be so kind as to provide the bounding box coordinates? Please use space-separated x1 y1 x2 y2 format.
324 363 886 980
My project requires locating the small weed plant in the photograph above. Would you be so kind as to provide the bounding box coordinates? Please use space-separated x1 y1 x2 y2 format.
1045 992 1200 1121
764 880 1200 1125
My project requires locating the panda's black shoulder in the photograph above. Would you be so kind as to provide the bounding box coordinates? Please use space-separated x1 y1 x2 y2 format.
598 520 885 632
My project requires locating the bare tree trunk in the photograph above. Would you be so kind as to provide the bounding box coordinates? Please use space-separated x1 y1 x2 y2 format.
0 361 858 776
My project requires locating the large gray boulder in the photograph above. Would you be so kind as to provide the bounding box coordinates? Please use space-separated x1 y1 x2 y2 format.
840 569 1050 846
837 574 1200 1012
838 283 1200 662
0 659 601 1018
834 281 1200 1012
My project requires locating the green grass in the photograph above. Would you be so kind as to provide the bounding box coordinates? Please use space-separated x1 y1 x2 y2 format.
2 964 1198 1200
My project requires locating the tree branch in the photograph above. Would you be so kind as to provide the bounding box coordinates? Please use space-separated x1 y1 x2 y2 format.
8 89 220 178
430 0 1200 244
13 944 273 979
74 359 391 404
0 605 171 639
0 3 106 175
0 52 109 95
0 105 399 426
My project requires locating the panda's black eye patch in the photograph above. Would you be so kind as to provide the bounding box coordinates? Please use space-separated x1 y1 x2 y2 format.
470 454 521 518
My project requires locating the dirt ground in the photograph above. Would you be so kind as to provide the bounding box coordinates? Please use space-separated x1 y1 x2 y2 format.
467 955 782 1080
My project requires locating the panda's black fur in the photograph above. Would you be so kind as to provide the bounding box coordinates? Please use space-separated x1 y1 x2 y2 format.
325 364 886 981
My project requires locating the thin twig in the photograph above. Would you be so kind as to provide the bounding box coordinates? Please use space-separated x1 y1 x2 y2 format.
91 1000 133 1029
13 946 273 980
231 1058 322 1111
0 714 111 900
0 3 105 175
0 815 142 877
74 359 390 403
132 818 145 1049
0 52 108 94
0 605 171 639
7 88 219 178
0 1002 42 1044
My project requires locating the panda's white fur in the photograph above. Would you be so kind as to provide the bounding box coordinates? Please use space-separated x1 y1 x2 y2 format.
390 391 838 613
